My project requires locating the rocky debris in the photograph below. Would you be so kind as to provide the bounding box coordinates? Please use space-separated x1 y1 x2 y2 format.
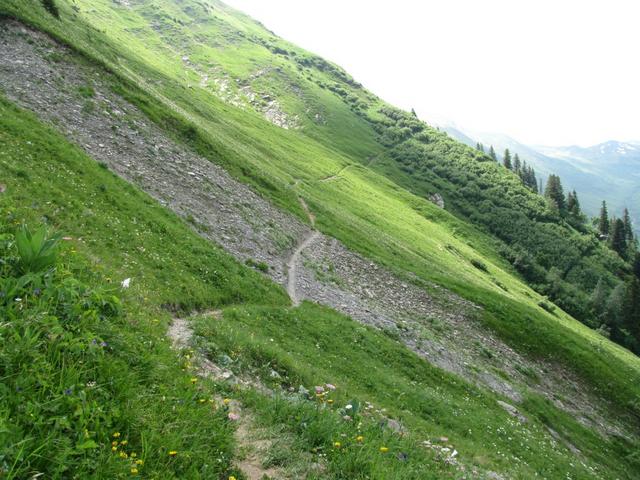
485 472 506 480
203 64 300 129
385 418 405 434
0 184 6 194
263 98 299 129
0 19 628 441
295 232 529 401
167 317 193 349
422 439 461 470
0 19 306 286
429 193 445 209
496 400 527 424
546 427 582 455
479 372 522 403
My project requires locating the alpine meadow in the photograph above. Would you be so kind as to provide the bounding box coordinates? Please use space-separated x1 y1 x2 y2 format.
1 1 639 479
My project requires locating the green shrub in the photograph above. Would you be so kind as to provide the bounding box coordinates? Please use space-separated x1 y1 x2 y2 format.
538 299 557 315
245 258 269 272
41 0 60 18
470 258 488 272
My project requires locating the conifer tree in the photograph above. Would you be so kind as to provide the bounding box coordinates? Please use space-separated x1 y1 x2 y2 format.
544 174 565 212
489 145 497 161
503 149 512 170
513 153 522 173
610 218 627 257
623 208 634 242
624 278 640 347
598 201 610 236
566 191 575 211
566 190 581 217
530 168 539 193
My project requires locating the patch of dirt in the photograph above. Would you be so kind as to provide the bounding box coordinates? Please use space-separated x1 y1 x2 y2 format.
167 314 286 479
0 19 629 440
235 418 282 480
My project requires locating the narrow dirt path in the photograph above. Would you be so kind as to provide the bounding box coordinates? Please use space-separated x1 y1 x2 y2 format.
167 315 285 480
286 195 320 306
287 230 321 306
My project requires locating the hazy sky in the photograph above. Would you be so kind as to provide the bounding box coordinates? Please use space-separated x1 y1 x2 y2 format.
223 0 639 146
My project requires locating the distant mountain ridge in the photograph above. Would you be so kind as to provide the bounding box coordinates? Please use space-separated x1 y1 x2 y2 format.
441 125 640 234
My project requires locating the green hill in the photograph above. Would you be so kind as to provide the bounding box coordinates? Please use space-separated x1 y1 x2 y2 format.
1 0 639 478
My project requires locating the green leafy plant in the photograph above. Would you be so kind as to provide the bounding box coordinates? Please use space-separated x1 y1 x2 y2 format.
41 0 60 18
15 224 61 273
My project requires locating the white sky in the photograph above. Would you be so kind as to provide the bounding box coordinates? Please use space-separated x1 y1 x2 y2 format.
222 0 639 146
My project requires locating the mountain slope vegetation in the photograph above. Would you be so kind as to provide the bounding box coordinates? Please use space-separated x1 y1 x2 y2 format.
1 0 640 478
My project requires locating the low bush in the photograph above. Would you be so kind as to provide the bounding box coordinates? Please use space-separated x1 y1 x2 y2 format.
41 0 59 18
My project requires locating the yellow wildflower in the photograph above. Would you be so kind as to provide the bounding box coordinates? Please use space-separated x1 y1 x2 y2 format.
113 432 121 438
229 477 237 480
119 451 128 459
168 450 178 456
333 441 341 448
131 467 139 474
223 398 231 405
112 441 118 446
135 459 144 465
120 440 128 446
111 446 118 452
327 399 334 404
199 398 206 403
190 377 198 384
356 435 364 442
130 452 137 458
379 446 389 453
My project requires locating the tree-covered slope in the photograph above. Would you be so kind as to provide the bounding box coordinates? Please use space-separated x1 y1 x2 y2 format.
1 0 640 478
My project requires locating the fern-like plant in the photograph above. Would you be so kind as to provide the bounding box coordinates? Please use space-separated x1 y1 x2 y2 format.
15 225 61 273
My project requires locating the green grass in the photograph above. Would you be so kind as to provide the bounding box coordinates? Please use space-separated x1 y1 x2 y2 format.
2 89 637 479
0 94 291 479
193 304 640 479
1 0 640 477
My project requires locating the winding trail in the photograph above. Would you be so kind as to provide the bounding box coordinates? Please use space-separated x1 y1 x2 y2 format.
286 195 319 306
287 230 321 306
167 314 284 480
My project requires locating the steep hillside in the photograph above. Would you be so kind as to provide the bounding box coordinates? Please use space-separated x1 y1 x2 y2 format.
537 142 640 232
444 127 640 235
1 0 640 478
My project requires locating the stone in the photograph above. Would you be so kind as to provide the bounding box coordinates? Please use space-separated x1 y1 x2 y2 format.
497 400 527 423
428 192 445 208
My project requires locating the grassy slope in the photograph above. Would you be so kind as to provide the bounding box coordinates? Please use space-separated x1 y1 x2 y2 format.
24 0 640 410
0 97 286 478
0 0 639 477
2 93 629 479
